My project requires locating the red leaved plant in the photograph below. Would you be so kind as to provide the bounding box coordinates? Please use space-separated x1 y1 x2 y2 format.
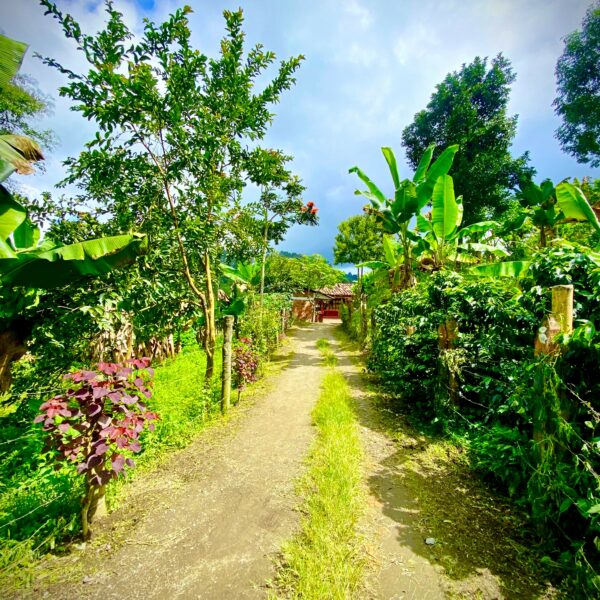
233 337 259 402
35 358 158 539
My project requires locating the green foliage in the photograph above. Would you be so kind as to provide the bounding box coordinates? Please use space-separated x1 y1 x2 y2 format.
554 2 600 167
402 54 534 223
238 293 290 356
333 214 383 266
264 253 346 292
368 247 600 593
349 144 459 288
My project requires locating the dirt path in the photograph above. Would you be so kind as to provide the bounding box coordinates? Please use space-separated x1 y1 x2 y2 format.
30 323 336 600
332 333 553 600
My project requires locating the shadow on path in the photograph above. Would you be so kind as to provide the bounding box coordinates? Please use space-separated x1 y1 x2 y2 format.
332 328 554 600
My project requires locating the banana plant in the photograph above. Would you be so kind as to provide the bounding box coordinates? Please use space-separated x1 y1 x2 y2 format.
518 178 600 247
219 261 262 316
357 234 405 292
415 175 507 269
349 144 459 289
473 181 600 278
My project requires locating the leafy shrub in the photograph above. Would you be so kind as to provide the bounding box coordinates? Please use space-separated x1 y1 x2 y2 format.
369 257 600 594
36 359 158 538
238 293 290 356
233 338 259 401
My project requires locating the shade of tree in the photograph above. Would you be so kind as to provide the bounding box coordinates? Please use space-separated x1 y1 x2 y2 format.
554 2 600 167
401 54 534 224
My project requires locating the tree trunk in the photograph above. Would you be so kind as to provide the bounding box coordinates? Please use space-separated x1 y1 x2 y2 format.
0 330 27 393
81 478 106 541
203 251 217 384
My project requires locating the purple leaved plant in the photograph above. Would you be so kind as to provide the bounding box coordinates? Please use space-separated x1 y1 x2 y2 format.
233 337 259 402
35 358 158 539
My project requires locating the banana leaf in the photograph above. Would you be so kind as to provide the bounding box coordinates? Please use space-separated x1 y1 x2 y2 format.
0 233 148 288
0 34 28 88
471 260 530 278
556 182 600 233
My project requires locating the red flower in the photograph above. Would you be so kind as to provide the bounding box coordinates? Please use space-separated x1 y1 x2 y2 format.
310 208 318 214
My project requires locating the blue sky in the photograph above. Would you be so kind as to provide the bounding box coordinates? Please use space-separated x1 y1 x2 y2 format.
1 0 599 263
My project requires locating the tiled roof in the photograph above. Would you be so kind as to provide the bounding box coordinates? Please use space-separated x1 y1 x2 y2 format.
317 282 354 297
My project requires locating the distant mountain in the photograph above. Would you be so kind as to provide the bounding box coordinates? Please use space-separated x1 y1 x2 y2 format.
279 251 304 259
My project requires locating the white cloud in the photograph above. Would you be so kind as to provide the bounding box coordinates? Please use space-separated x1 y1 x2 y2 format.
343 0 373 29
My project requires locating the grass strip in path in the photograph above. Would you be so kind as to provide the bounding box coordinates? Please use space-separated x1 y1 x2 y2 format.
271 338 364 599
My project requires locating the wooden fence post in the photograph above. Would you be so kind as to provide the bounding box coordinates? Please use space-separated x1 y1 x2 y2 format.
438 319 459 405
221 316 234 413
535 284 574 355
532 284 574 463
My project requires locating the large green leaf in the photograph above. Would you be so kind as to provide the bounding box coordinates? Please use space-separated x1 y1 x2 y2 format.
432 175 460 240
0 34 28 88
413 144 435 183
349 166 387 206
13 218 40 250
416 145 459 207
458 221 501 238
459 242 509 257
471 260 531 278
355 260 389 270
0 234 148 288
0 185 27 241
556 182 600 233
382 234 400 267
381 147 400 190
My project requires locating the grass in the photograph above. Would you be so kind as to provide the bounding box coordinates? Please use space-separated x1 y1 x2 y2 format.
271 338 364 599
315 337 338 367
0 333 294 594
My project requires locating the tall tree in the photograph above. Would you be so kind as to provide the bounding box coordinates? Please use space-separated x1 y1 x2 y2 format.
333 214 383 278
554 2 600 167
401 54 534 224
39 2 303 382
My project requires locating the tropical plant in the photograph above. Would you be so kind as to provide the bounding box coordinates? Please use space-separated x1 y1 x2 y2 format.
35 358 157 539
349 144 459 288
414 175 506 269
472 181 600 278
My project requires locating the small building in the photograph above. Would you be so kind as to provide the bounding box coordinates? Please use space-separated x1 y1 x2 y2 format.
291 283 355 322
291 289 332 322
315 283 354 319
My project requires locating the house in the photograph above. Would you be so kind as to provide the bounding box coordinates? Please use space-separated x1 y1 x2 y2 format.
315 283 354 319
291 283 354 322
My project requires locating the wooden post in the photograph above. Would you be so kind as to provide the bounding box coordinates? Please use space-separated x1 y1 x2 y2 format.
532 284 574 469
438 319 459 405
535 284 574 354
221 316 234 413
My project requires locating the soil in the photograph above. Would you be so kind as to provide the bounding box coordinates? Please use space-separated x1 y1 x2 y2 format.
15 323 556 599
22 323 331 600
332 332 556 600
